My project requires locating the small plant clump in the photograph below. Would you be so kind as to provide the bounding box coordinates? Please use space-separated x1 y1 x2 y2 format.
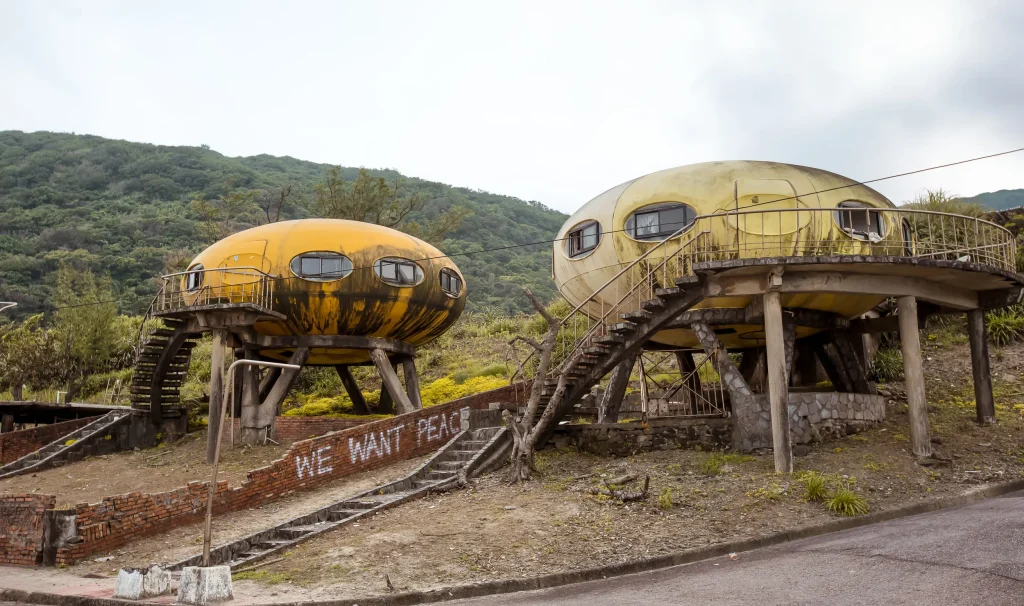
800 472 828 502
986 306 1024 346
871 347 903 382
657 487 674 510
826 485 870 517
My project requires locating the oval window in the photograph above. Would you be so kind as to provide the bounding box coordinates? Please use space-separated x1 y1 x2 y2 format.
625 203 696 241
439 268 463 297
564 220 601 258
373 257 424 286
185 264 204 293
834 201 885 240
289 252 353 282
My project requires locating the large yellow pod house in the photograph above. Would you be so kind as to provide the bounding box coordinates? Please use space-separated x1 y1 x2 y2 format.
178 219 466 365
553 161 900 349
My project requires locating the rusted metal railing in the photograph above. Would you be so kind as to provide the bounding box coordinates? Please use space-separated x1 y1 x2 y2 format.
155 266 275 313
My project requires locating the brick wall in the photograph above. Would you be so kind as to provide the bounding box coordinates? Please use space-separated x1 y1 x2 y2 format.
0 495 55 566
0 417 96 464
50 382 528 565
227 416 371 441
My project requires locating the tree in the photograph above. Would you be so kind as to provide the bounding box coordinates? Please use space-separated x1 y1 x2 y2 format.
191 186 261 242
52 262 119 399
258 185 296 224
503 288 568 483
0 315 58 400
313 167 470 244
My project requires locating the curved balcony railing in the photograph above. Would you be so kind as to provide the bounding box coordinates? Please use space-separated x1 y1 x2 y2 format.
513 207 1016 384
155 267 275 313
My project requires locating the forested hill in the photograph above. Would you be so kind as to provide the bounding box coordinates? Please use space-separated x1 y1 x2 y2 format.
0 131 567 316
966 189 1024 211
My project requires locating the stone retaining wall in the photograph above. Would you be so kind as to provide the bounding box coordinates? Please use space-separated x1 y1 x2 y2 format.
0 382 529 567
733 391 886 452
0 417 95 465
554 417 732 456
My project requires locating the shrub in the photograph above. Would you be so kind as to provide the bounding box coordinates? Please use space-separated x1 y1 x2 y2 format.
826 485 869 516
871 347 903 382
657 488 674 510
421 375 509 407
799 471 829 502
986 305 1024 346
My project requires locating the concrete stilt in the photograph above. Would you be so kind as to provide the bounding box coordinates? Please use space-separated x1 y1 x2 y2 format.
967 308 996 424
596 353 636 423
402 357 423 410
239 347 262 445
257 347 310 433
205 329 227 463
336 365 370 414
763 291 793 473
371 348 415 415
898 295 932 457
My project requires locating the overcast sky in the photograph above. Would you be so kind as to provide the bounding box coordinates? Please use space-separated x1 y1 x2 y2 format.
1 1 1022 213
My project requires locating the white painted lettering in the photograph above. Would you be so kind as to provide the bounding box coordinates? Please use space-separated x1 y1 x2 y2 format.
295 453 315 479
315 446 333 475
417 419 429 445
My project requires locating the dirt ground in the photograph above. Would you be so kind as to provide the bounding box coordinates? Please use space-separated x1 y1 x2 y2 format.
69 455 428 577
0 430 292 507
227 338 1024 599
19 336 1024 602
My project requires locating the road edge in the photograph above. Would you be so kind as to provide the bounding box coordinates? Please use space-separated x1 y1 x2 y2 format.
4 478 1023 606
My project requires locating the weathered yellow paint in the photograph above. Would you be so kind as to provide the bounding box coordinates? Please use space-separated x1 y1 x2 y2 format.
185 219 465 364
554 161 894 349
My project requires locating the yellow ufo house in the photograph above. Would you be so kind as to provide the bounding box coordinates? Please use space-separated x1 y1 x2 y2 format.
135 219 467 441
555 161 912 349
178 219 466 364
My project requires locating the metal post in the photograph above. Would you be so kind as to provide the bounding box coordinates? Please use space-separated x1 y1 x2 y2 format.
203 359 299 568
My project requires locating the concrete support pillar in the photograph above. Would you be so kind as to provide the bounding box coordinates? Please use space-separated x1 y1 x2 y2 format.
675 350 702 409
597 353 636 423
257 347 310 434
205 329 227 463
898 295 932 458
763 292 793 473
1 414 13 433
401 357 423 410
258 367 282 405
239 347 262 445
967 308 996 424
335 365 370 414
371 348 415 415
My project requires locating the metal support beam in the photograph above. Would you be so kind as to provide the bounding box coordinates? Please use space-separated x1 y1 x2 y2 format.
967 308 996 424
596 354 636 424
371 348 415 415
898 296 932 458
675 350 702 409
335 365 370 414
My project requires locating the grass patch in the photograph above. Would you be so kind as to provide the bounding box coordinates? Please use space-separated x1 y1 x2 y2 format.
657 488 674 510
798 471 828 502
232 569 295 584
826 485 869 516
872 347 903 381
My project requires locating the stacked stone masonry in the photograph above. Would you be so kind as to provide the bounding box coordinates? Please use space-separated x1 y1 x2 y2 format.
0 383 529 567
733 391 886 452
555 418 732 456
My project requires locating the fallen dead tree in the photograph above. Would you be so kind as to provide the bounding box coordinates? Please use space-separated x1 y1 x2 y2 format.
589 475 650 502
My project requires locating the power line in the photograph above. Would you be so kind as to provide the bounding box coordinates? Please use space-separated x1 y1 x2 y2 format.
20 144 1024 313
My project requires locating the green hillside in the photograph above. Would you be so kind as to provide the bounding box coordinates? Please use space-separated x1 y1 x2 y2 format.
965 189 1024 211
0 131 567 317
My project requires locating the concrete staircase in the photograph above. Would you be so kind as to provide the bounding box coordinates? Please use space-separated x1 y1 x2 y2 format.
129 318 200 417
166 418 508 572
0 409 134 479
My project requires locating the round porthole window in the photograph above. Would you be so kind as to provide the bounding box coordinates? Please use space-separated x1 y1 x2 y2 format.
373 257 424 287
289 252 353 282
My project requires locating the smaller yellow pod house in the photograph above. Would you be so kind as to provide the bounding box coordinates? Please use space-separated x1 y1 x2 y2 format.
134 219 467 444
179 219 466 365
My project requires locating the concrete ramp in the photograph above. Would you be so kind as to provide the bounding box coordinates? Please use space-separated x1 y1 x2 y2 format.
0 409 133 480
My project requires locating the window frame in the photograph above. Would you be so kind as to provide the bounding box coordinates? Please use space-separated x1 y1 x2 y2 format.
373 257 424 287
289 251 353 282
439 267 463 297
833 201 886 240
624 202 697 241
185 264 204 293
564 220 601 259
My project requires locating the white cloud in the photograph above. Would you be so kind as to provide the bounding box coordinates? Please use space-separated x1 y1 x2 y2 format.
0 0 1021 212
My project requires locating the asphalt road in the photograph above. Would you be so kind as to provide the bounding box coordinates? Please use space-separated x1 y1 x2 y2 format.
453 491 1024 605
